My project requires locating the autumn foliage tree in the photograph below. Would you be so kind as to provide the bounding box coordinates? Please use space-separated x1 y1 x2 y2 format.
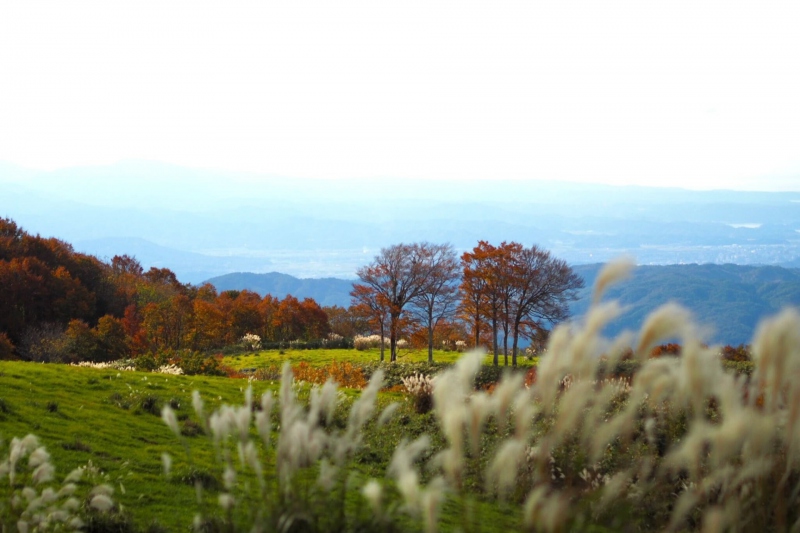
0 218 335 362
350 283 391 361
461 241 583 366
461 241 507 365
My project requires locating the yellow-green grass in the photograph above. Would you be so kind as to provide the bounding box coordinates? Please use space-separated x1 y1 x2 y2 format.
0 361 277 530
0 360 526 532
224 347 537 371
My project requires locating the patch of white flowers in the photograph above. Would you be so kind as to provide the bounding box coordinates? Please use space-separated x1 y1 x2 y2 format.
71 360 135 372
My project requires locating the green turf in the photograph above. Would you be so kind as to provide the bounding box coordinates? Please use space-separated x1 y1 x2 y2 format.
0 357 528 532
0 361 275 530
224 347 536 371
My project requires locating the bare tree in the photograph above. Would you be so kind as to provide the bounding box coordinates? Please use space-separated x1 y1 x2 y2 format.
507 245 584 366
352 243 429 361
410 243 461 363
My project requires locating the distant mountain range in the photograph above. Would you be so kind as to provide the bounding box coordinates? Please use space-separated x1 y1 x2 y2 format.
2 161 799 282
205 264 800 347
570 263 800 346
204 272 353 307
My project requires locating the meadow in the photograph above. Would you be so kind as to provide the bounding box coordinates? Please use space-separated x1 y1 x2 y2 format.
222 347 481 370
3 260 800 532
0 354 525 532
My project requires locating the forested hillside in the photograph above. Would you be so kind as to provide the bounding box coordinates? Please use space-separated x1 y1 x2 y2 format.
0 217 333 364
571 263 800 345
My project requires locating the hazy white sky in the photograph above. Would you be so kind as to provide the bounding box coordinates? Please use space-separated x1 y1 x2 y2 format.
1 1 799 191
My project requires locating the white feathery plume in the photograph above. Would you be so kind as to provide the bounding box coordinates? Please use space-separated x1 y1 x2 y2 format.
161 405 180 437
362 479 382 515
592 256 635 304
634 303 696 359
377 402 400 427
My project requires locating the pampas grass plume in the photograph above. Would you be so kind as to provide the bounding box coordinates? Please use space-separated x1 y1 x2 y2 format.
362 479 382 515
161 405 180 437
592 256 634 304
635 302 696 358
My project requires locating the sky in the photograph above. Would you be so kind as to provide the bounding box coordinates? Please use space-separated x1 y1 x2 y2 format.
1 1 800 191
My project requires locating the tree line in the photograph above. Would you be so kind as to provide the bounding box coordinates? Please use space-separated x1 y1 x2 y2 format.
0 217 333 362
1 218 583 367
351 241 584 366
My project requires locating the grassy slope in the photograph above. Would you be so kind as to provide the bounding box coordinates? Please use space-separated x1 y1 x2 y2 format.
0 358 524 532
0 361 276 530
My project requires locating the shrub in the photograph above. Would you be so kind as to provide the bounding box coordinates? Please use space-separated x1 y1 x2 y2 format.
252 365 282 382
360 360 449 388
353 335 389 351
61 438 91 453
18 323 70 363
240 333 262 352
401 373 435 414
649 342 682 357
139 395 161 416
289 361 368 389
0 333 15 360
721 343 752 362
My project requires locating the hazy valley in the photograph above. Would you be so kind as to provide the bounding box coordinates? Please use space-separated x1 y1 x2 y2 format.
2 161 799 283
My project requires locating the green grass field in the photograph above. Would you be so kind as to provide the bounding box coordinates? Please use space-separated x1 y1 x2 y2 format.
0 361 268 530
0 357 525 532
223 347 536 371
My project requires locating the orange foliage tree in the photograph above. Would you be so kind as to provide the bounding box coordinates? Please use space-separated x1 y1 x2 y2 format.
461 241 583 366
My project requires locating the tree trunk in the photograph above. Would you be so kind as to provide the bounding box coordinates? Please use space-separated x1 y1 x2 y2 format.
390 311 400 362
503 327 509 367
492 310 499 366
379 320 385 362
427 309 434 363
512 319 521 367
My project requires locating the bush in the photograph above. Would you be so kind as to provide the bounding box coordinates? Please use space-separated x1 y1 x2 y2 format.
723 359 755 375
360 360 449 387
18 323 70 363
278 361 368 389
721 343 752 362
136 349 225 376
0 333 15 360
139 395 161 416
240 333 262 351
401 373 435 413
354 335 389 351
